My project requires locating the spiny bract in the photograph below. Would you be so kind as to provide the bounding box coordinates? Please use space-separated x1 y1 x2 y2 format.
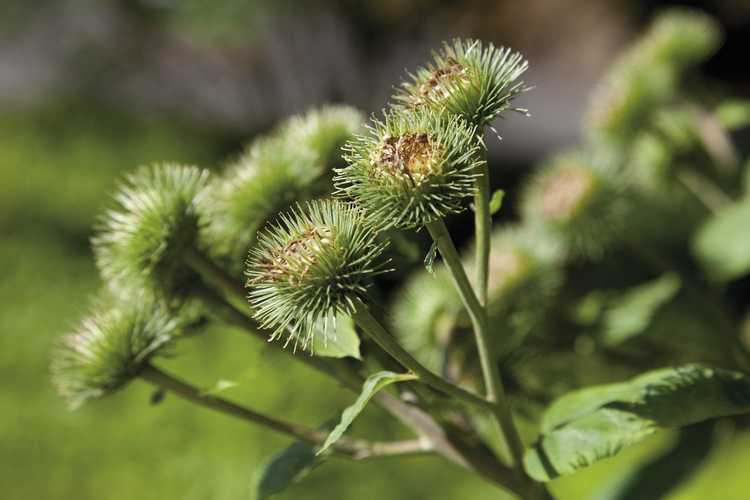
392 38 528 126
245 199 387 351
51 298 182 409
93 163 210 298
334 110 481 229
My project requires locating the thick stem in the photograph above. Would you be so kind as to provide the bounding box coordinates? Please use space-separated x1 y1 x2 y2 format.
474 160 492 306
425 219 525 468
139 364 429 460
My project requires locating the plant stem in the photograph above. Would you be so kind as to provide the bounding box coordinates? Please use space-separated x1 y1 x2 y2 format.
139 364 429 460
182 246 532 494
474 160 491 306
351 301 494 411
425 219 525 466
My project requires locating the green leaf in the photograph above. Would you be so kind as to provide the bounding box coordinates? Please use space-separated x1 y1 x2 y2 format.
489 189 505 215
524 364 750 481
599 274 681 345
424 241 439 274
311 313 361 359
592 422 714 500
692 198 750 282
715 99 750 130
317 371 417 456
254 440 321 500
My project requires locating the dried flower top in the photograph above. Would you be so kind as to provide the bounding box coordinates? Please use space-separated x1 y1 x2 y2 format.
335 110 481 229
245 199 388 350
51 299 182 409
93 164 210 299
393 39 528 126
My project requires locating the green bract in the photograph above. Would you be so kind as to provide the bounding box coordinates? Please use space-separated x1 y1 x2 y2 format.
51 299 181 409
334 110 481 229
201 106 363 270
93 164 210 298
392 38 528 126
520 152 626 259
245 199 387 350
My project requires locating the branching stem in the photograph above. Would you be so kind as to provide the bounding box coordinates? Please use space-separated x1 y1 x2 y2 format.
425 219 525 468
139 364 429 460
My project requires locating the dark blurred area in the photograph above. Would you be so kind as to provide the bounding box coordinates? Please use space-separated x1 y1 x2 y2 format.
1 1 749 499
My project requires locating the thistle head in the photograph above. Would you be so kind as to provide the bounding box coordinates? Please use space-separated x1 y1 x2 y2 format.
392 265 463 372
245 199 388 350
51 298 182 409
200 137 318 270
585 8 721 144
93 164 210 299
393 39 528 126
520 152 627 259
280 105 365 171
334 110 481 229
201 106 364 271
482 226 562 326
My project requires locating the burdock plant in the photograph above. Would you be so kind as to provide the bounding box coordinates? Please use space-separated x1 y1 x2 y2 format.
52 11 750 500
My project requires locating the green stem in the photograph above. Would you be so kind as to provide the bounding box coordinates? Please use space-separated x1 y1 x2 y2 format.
182 246 534 495
425 219 524 468
351 300 494 411
140 364 428 460
474 161 491 306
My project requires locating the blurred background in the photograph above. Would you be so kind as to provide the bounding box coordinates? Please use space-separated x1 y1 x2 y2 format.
2 1 749 499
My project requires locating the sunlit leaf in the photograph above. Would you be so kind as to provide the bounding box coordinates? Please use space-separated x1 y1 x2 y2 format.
489 189 505 215
692 198 750 282
317 371 417 455
311 313 361 359
599 273 681 345
525 364 750 481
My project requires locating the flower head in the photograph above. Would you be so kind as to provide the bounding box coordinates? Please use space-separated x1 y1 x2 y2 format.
280 105 364 171
51 299 182 409
585 9 721 144
392 39 528 126
520 152 627 259
245 199 388 350
93 164 210 299
201 106 364 271
334 110 481 229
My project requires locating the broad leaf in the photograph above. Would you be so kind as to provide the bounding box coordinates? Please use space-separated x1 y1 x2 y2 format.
254 440 321 500
317 371 417 455
692 198 750 282
599 274 681 345
489 189 505 215
311 313 361 359
524 364 750 481
592 422 714 500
